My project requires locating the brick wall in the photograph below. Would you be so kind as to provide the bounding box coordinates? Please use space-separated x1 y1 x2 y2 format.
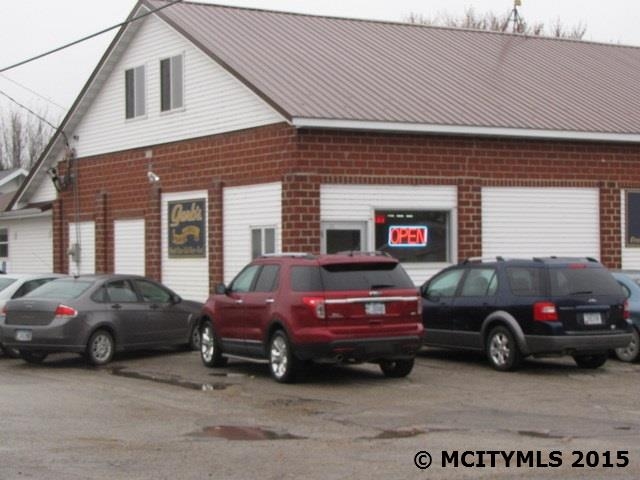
54 123 640 279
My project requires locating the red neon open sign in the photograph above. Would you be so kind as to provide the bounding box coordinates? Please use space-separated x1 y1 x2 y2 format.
388 226 428 247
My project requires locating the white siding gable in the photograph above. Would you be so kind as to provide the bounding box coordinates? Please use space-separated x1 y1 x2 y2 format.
28 175 57 204
224 182 282 283
73 15 285 158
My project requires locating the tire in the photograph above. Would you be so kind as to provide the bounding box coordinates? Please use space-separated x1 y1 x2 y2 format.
188 324 201 351
1 343 20 358
86 330 115 366
573 353 608 369
200 320 227 367
379 358 415 378
486 325 522 371
19 350 48 364
614 328 639 363
269 330 301 383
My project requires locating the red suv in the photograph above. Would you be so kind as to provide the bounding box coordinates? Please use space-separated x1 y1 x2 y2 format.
199 253 423 382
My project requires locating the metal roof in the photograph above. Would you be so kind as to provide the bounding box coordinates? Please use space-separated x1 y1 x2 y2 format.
146 0 640 137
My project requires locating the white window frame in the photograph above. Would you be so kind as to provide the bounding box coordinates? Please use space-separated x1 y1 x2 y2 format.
160 54 184 112
125 65 146 119
0 227 8 259
251 226 277 259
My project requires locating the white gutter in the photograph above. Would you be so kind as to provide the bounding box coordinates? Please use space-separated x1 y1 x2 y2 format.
0 209 52 220
292 118 640 143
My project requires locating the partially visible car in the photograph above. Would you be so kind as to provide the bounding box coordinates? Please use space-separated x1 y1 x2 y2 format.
199 252 423 383
0 274 202 365
421 257 633 371
0 273 67 358
611 271 640 362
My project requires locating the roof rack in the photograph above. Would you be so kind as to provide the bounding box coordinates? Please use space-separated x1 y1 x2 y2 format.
461 256 506 264
335 251 392 257
260 252 314 259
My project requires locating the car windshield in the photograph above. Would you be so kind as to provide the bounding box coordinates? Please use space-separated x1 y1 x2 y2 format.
0 278 18 292
550 267 622 297
24 279 93 300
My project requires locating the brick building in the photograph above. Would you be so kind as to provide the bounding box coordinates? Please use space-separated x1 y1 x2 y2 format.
6 1 640 300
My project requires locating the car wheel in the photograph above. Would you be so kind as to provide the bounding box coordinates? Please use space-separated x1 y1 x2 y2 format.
379 358 415 378
200 321 227 367
269 330 300 383
486 326 522 371
19 350 48 364
614 328 639 363
188 324 201 351
573 353 608 369
86 330 115 366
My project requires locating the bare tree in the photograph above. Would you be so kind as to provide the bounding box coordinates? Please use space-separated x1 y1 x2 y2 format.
406 7 586 40
0 106 55 170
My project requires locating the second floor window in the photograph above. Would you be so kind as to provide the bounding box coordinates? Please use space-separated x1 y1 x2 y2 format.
125 65 146 119
160 54 184 112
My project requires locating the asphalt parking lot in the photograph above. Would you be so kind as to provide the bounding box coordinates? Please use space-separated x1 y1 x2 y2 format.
1 348 639 480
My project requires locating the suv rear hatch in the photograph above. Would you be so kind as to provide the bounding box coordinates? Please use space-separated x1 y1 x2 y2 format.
549 264 627 333
315 261 420 337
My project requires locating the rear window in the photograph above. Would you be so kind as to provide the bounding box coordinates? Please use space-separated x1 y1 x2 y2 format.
549 267 623 297
24 279 93 300
0 278 17 292
506 267 545 296
292 262 414 292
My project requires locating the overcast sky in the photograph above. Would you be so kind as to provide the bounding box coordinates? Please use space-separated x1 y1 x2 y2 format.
0 0 638 121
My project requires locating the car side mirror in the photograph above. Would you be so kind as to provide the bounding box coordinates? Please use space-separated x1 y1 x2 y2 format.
215 283 227 295
171 294 182 304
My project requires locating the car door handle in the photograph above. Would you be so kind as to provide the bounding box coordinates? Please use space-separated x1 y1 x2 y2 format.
265 298 275 304
235 299 243 305
111 304 122 310
149 304 160 310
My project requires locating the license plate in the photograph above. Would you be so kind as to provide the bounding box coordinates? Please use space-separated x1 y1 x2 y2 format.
365 303 385 315
15 330 32 342
583 312 602 326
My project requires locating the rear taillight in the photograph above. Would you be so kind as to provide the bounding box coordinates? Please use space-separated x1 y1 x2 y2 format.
533 302 558 322
54 304 78 319
624 300 630 320
303 297 326 319
0 305 6 319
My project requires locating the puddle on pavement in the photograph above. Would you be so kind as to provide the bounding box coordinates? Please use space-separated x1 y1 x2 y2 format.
517 430 564 439
110 367 230 391
373 428 425 439
189 425 306 441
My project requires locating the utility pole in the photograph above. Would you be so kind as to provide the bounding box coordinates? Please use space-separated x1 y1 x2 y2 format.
507 0 525 33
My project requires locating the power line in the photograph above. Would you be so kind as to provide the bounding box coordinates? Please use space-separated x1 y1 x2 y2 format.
0 89 59 132
0 0 183 74
0 73 67 112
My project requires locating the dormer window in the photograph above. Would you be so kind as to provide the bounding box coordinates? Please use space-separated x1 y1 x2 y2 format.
125 65 146 119
160 54 184 112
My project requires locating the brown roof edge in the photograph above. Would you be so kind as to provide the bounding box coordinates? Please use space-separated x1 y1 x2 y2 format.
7 1 150 212
143 0 293 122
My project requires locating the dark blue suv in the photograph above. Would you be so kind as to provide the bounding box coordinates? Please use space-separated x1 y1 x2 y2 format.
420 257 633 371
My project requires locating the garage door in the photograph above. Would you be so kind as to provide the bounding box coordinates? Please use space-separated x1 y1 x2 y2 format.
114 219 145 276
482 187 599 259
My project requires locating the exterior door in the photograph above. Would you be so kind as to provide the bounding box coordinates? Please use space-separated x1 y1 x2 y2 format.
321 221 367 254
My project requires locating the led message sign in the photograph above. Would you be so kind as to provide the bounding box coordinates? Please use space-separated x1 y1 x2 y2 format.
388 225 428 248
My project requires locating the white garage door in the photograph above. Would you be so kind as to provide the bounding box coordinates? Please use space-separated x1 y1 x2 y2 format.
482 187 600 259
114 219 145 276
